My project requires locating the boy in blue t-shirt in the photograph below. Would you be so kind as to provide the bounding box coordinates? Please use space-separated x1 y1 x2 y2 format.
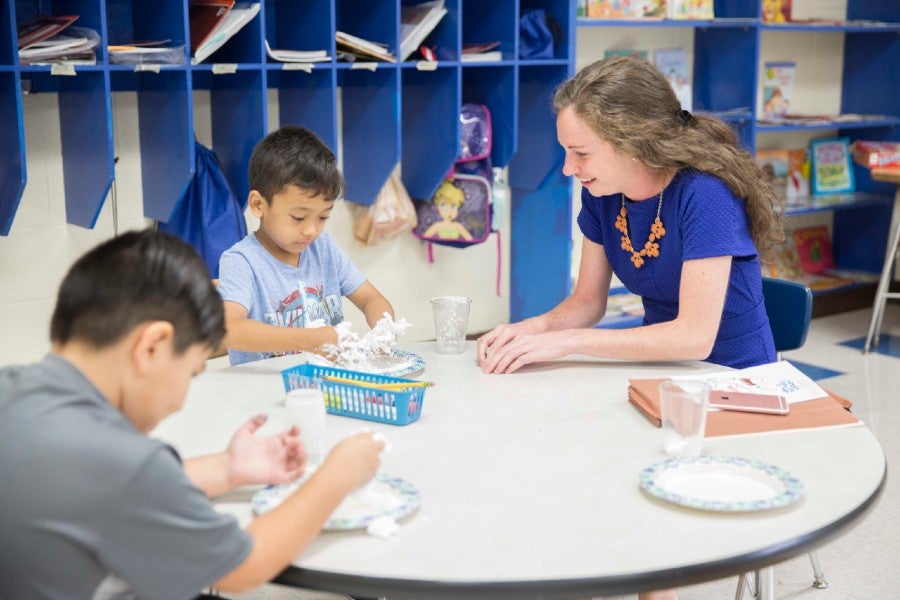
217 126 394 365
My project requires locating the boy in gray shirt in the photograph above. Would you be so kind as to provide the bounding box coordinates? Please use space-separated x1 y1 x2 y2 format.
218 126 394 365
0 230 384 599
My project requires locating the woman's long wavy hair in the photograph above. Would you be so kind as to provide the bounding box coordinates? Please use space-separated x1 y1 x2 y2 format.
553 56 784 260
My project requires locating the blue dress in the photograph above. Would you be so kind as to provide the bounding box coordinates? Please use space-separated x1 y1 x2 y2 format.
577 169 775 368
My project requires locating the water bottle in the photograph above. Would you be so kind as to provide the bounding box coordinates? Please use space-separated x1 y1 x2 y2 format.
285 388 327 467
491 166 509 232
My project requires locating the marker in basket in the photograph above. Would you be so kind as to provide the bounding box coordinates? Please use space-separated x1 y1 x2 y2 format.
322 375 434 390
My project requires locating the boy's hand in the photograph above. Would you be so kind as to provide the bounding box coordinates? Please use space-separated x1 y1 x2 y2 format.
320 431 385 493
226 414 306 487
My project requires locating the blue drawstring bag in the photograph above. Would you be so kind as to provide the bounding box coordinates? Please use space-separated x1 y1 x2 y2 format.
519 9 559 60
158 140 247 278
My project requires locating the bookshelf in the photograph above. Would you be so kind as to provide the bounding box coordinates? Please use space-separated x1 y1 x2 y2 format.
576 0 900 306
1 0 575 322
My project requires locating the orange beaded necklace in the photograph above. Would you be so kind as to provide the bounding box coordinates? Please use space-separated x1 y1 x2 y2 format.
614 187 666 268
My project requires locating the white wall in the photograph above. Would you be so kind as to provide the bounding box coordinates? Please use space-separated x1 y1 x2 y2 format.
0 90 510 366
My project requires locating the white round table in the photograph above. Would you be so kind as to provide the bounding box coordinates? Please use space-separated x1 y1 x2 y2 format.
152 342 886 599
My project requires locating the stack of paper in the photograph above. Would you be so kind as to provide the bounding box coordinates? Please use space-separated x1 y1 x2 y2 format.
264 41 329 63
400 0 447 61
19 25 100 65
336 31 395 63
461 41 501 63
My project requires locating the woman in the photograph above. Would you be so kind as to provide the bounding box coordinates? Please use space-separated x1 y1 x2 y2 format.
478 56 784 375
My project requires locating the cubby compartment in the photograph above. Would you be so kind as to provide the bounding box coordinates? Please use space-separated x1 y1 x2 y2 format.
268 68 338 155
339 66 400 205
462 64 517 168
192 68 267 203
0 71 25 236
400 65 458 200
336 0 398 61
462 0 515 61
264 0 334 61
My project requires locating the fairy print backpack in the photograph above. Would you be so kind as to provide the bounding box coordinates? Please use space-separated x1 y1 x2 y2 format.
412 103 493 247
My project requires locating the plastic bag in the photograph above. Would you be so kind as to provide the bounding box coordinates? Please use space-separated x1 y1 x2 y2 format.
351 164 417 246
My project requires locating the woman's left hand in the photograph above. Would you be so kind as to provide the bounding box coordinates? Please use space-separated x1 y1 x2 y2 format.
225 414 306 487
480 331 570 374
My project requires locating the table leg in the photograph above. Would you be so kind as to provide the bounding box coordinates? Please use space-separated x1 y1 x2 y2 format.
864 189 900 353
758 567 776 600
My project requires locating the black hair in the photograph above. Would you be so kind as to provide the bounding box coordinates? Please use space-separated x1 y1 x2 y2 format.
248 125 344 203
50 230 225 354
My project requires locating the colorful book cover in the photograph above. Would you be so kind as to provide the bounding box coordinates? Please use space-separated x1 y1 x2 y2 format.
654 47 692 111
587 0 666 18
762 61 795 118
604 48 649 60
850 141 900 169
793 226 835 274
762 227 803 280
810 137 855 195
785 148 810 200
667 0 714 19
755 149 789 198
762 0 792 23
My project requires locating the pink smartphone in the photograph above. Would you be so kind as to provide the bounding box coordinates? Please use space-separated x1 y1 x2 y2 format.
709 391 789 415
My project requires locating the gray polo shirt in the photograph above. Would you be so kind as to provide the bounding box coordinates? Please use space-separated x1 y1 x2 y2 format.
0 355 252 600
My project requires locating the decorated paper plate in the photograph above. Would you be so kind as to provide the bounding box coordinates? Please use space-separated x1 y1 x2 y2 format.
350 350 425 378
639 456 803 512
251 472 421 530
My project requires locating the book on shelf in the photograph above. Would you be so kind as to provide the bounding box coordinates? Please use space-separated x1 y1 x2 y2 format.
793 225 834 274
654 47 692 112
755 148 789 198
762 227 804 281
762 0 791 23
586 0 665 18
336 31 396 63
762 61 795 118
851 141 900 169
604 48 648 60
667 0 714 20
191 2 260 64
810 137 855 195
786 148 810 201
461 41 501 62
264 41 329 63
17 14 79 49
189 0 233 52
400 0 447 62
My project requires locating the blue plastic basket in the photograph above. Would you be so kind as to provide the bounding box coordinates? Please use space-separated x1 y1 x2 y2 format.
281 363 425 426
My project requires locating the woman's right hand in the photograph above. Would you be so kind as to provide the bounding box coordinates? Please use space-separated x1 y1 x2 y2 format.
320 431 384 493
477 321 541 372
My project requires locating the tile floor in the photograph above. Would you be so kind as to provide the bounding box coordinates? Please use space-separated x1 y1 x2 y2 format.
235 306 900 600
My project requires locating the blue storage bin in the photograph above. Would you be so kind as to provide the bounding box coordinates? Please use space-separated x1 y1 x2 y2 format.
281 363 425 426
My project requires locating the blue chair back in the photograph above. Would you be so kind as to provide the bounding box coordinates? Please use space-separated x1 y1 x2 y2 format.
761 277 813 353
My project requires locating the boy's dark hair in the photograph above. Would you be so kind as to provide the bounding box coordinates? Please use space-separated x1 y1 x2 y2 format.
248 125 344 203
50 230 225 354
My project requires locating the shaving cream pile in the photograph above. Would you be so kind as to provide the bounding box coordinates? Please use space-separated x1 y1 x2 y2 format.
319 313 412 368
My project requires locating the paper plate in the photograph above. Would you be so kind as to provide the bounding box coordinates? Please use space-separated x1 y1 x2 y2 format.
348 350 425 378
252 472 421 530
639 456 803 512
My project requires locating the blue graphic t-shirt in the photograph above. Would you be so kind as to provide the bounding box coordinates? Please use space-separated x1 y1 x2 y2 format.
217 232 366 366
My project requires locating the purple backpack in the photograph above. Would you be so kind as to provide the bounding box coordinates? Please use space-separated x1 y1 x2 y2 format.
413 103 493 246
